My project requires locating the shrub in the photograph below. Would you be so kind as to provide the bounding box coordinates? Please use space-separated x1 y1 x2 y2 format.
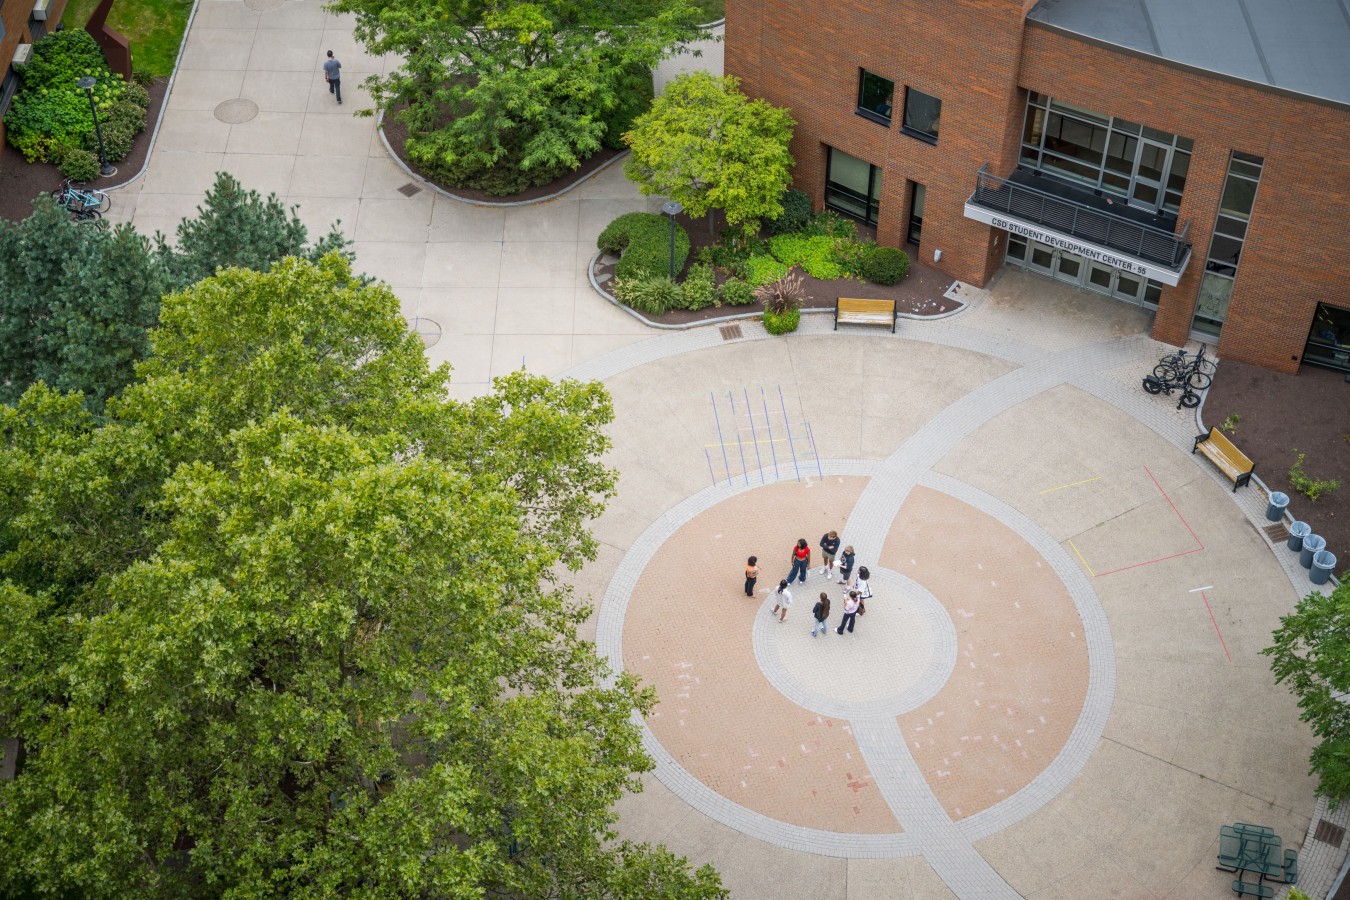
121 82 151 109
801 210 856 239
1289 451 1340 501
597 212 690 282
405 128 569 196
862 246 910 285
762 308 800 334
755 271 806 314
719 278 755 306
131 68 156 87
612 275 683 315
106 98 148 135
84 118 135 160
681 263 718 310
766 187 812 235
769 233 846 280
59 148 101 182
745 254 790 287
5 30 134 164
836 239 877 278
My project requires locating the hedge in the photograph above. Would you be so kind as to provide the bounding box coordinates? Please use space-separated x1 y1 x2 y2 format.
862 246 910 285
598 212 690 281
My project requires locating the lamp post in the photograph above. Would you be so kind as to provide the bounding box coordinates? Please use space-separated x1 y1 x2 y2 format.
76 76 115 178
661 200 683 281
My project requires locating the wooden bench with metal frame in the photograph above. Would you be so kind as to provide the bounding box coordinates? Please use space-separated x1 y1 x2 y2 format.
1193 426 1255 491
834 297 896 333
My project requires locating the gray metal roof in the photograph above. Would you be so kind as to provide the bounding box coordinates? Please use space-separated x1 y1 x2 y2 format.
1027 0 1350 107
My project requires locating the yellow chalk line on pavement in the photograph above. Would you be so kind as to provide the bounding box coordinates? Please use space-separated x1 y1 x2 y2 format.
1039 476 1102 494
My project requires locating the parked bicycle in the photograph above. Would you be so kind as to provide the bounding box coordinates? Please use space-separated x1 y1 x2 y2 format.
1142 365 1201 408
1152 343 1213 391
51 179 111 216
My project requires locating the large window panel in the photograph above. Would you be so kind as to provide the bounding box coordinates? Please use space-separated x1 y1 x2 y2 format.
825 147 881 226
1220 177 1259 219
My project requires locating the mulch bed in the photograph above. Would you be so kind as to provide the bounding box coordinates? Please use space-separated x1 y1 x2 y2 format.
0 76 169 223
381 111 625 204
593 209 961 325
1202 358 1350 570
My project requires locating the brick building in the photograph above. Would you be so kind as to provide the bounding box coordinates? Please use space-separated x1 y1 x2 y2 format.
727 0 1350 374
1 0 66 146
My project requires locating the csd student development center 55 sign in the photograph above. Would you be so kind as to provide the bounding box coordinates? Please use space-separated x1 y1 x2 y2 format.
963 203 1186 285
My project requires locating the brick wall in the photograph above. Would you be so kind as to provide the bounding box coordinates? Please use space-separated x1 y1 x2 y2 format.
726 0 1350 373
1020 26 1350 373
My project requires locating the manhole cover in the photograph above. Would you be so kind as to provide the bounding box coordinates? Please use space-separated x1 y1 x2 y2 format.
408 316 442 349
244 0 284 10
214 98 259 124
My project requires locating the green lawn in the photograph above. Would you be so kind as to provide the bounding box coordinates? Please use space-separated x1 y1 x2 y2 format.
61 0 192 77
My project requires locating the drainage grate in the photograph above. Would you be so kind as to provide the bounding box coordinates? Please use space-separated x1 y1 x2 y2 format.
719 324 743 341
1315 818 1346 848
1262 523 1288 542
397 183 422 198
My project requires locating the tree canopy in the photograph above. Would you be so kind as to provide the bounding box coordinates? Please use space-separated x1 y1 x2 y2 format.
0 172 350 412
1266 578 1350 808
329 0 706 195
624 72 795 234
0 253 725 898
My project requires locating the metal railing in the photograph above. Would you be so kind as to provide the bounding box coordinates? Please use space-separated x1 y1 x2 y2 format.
969 165 1191 269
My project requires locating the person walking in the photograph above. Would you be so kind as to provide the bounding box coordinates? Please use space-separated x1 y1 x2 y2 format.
836 546 855 585
744 556 760 598
770 580 792 623
836 590 860 634
811 592 831 638
323 50 342 104
787 538 811 584
819 530 840 577
852 566 873 605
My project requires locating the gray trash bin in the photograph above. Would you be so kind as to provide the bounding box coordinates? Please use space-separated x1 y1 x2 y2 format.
1300 534 1326 569
1310 550 1337 586
1266 491 1290 522
1287 520 1311 552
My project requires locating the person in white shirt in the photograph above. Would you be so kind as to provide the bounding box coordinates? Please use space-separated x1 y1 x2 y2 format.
836 590 860 634
770 580 792 623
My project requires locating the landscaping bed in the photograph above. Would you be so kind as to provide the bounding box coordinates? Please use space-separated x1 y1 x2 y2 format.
382 110 627 204
1202 358 1349 569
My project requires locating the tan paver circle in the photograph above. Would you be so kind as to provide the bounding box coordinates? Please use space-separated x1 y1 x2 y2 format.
213 98 259 125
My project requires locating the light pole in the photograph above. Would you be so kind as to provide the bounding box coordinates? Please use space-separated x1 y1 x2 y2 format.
661 200 683 281
77 76 115 178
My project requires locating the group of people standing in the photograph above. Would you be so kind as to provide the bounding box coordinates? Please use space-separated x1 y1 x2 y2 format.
744 531 873 637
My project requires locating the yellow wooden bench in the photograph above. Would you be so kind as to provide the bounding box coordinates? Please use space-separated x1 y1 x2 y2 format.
1193 426 1254 491
834 297 896 333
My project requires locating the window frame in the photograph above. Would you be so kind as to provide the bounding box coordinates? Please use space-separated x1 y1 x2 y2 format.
855 69 895 126
901 87 941 144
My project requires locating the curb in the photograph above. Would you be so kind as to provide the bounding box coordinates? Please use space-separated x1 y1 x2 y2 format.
585 250 970 331
375 111 632 208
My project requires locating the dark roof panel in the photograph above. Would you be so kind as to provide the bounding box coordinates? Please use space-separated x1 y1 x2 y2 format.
1027 0 1350 106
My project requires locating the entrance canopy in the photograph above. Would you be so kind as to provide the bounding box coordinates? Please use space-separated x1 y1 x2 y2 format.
965 165 1192 286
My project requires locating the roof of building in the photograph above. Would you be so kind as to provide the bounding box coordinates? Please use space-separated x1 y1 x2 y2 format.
1027 0 1350 108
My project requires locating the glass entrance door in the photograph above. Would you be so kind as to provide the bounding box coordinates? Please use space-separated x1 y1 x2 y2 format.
1129 140 1169 210
1027 242 1054 276
1052 250 1083 284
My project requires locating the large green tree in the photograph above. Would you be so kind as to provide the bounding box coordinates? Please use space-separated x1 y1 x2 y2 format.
0 254 724 898
1266 578 1350 808
329 0 705 194
624 72 796 235
0 173 350 412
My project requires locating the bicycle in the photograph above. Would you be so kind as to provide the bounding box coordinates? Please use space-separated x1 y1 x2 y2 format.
1142 367 1200 408
51 179 111 216
1152 343 1214 391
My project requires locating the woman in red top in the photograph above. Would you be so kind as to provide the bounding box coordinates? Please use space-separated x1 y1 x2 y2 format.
787 538 810 584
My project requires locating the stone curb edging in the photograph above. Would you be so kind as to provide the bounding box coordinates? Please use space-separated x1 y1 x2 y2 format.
586 249 971 332
375 111 632 207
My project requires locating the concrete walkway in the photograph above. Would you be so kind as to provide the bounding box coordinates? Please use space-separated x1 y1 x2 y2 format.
110 3 1343 896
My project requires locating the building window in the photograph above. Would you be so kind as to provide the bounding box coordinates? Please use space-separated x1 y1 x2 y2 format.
825 147 881 226
857 70 893 125
1304 303 1350 373
907 182 925 245
902 88 941 143
1019 92 1191 214
0 71 17 120
1192 151 1263 337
